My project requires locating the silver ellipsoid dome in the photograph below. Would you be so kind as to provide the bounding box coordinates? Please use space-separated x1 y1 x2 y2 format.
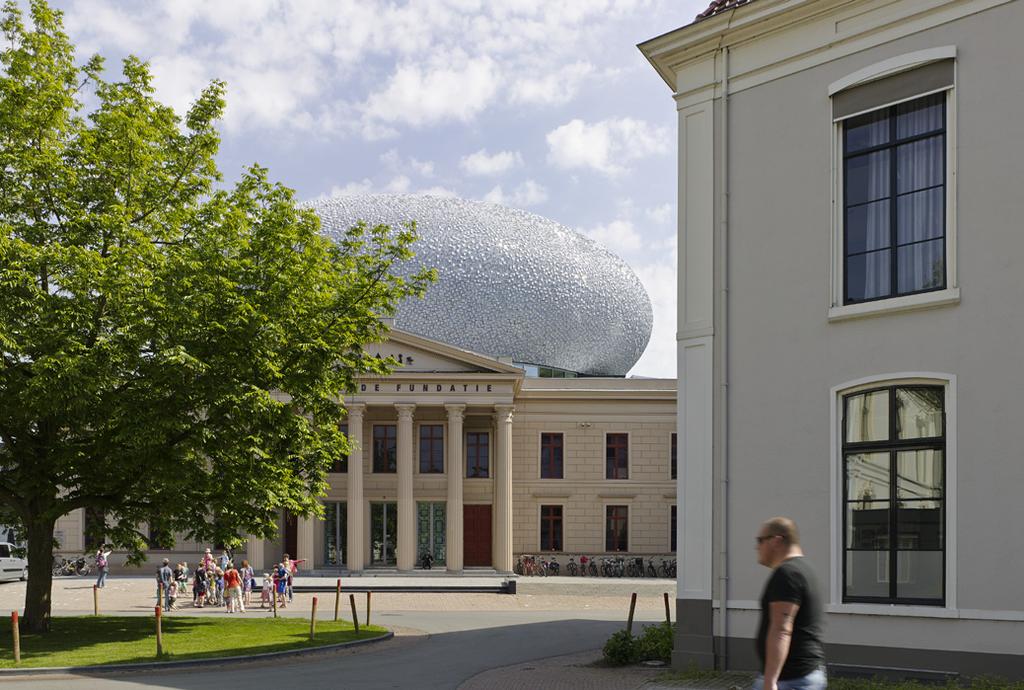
310 194 653 376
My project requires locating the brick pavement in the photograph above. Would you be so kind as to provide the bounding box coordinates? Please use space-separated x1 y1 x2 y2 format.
0 576 676 616
458 650 665 689
0 576 707 688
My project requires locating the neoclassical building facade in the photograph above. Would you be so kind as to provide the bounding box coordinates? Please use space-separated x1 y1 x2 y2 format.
60 328 677 573
54 194 677 573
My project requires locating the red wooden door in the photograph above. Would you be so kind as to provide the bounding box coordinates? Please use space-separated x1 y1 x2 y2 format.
463 505 492 567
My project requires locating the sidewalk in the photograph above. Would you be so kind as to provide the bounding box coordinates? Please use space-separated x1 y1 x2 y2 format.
459 649 754 690
0 576 677 616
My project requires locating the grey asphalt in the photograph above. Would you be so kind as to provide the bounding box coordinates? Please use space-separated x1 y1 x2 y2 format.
0 609 665 690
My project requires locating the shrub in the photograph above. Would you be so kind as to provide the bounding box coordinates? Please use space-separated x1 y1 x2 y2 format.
602 629 639 666
636 622 674 662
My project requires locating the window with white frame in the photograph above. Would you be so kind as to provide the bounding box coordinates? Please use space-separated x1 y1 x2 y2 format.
842 384 945 605
832 55 956 311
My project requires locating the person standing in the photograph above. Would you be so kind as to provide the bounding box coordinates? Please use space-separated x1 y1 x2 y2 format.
240 559 254 607
156 558 173 610
223 563 243 613
753 517 826 690
94 546 111 588
194 563 208 608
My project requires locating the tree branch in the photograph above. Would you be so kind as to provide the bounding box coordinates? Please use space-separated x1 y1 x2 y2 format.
129 139 202 226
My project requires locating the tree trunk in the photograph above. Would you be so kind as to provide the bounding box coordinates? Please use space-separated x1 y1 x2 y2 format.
23 516 57 634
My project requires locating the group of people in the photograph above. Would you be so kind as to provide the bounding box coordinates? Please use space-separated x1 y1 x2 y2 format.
154 549 253 613
151 549 302 613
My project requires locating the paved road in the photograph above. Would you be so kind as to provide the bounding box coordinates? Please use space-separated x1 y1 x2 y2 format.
0 609 665 690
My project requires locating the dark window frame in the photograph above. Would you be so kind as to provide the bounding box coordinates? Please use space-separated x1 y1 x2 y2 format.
670 433 677 480
84 507 106 551
605 433 629 480
605 505 629 552
842 93 947 305
671 505 677 553
540 432 564 479
372 424 397 473
419 424 445 474
842 384 946 606
540 504 563 551
466 431 490 479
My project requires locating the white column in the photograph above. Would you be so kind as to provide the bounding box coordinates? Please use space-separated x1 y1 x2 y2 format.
297 515 315 571
245 534 264 571
493 404 514 573
395 403 416 571
346 403 366 572
445 404 465 572
675 91 716 667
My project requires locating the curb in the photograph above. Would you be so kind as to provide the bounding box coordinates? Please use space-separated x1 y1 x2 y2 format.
0 630 394 676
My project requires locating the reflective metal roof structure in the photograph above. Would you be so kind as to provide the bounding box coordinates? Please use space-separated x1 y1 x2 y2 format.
309 194 653 376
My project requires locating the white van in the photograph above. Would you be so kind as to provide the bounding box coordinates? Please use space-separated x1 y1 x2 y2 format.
0 543 27 581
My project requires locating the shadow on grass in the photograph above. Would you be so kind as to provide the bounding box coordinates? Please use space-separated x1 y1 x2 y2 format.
0 616 387 668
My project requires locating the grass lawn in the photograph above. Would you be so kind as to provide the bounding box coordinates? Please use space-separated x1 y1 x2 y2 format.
0 615 388 668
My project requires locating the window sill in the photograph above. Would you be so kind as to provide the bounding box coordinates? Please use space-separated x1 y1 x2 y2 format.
827 602 953 618
826 603 1024 621
828 287 960 322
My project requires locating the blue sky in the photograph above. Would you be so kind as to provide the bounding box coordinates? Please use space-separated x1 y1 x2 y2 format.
50 0 709 378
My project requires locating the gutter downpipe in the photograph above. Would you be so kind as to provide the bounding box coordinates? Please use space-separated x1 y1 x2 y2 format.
717 42 730 670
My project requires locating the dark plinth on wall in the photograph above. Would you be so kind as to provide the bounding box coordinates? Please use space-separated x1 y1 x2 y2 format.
672 598 716 669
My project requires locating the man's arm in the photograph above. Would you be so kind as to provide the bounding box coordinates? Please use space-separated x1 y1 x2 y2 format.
763 600 800 689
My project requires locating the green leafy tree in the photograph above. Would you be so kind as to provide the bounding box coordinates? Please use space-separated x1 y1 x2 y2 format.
0 0 435 633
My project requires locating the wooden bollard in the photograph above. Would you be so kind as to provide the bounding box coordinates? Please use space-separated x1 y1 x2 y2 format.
272 581 278 618
334 579 341 621
664 592 671 626
348 593 359 634
93 585 99 616
626 592 637 635
365 591 372 627
11 611 20 664
155 606 163 656
310 596 318 641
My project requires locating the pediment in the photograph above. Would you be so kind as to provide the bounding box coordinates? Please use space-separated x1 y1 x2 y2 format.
364 329 522 375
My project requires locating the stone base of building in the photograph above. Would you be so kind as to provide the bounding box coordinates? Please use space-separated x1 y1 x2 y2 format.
671 598 716 670
717 636 1024 681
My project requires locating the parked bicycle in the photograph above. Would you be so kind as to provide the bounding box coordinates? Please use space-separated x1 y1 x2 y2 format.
626 557 645 578
541 556 560 576
52 555 91 577
565 556 578 576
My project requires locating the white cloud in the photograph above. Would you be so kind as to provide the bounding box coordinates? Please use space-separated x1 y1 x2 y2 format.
381 149 435 178
413 186 459 198
509 61 595 106
362 54 499 128
546 117 669 176
320 175 415 198
57 1 674 138
584 219 644 254
645 203 674 226
482 179 549 208
628 251 677 379
460 149 524 176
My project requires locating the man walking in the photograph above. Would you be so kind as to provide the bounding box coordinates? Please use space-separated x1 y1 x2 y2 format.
753 517 826 690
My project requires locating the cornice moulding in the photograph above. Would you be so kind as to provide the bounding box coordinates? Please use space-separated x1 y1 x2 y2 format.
640 0 1011 95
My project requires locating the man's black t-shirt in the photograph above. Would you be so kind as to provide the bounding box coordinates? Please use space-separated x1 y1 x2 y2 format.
756 556 825 680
